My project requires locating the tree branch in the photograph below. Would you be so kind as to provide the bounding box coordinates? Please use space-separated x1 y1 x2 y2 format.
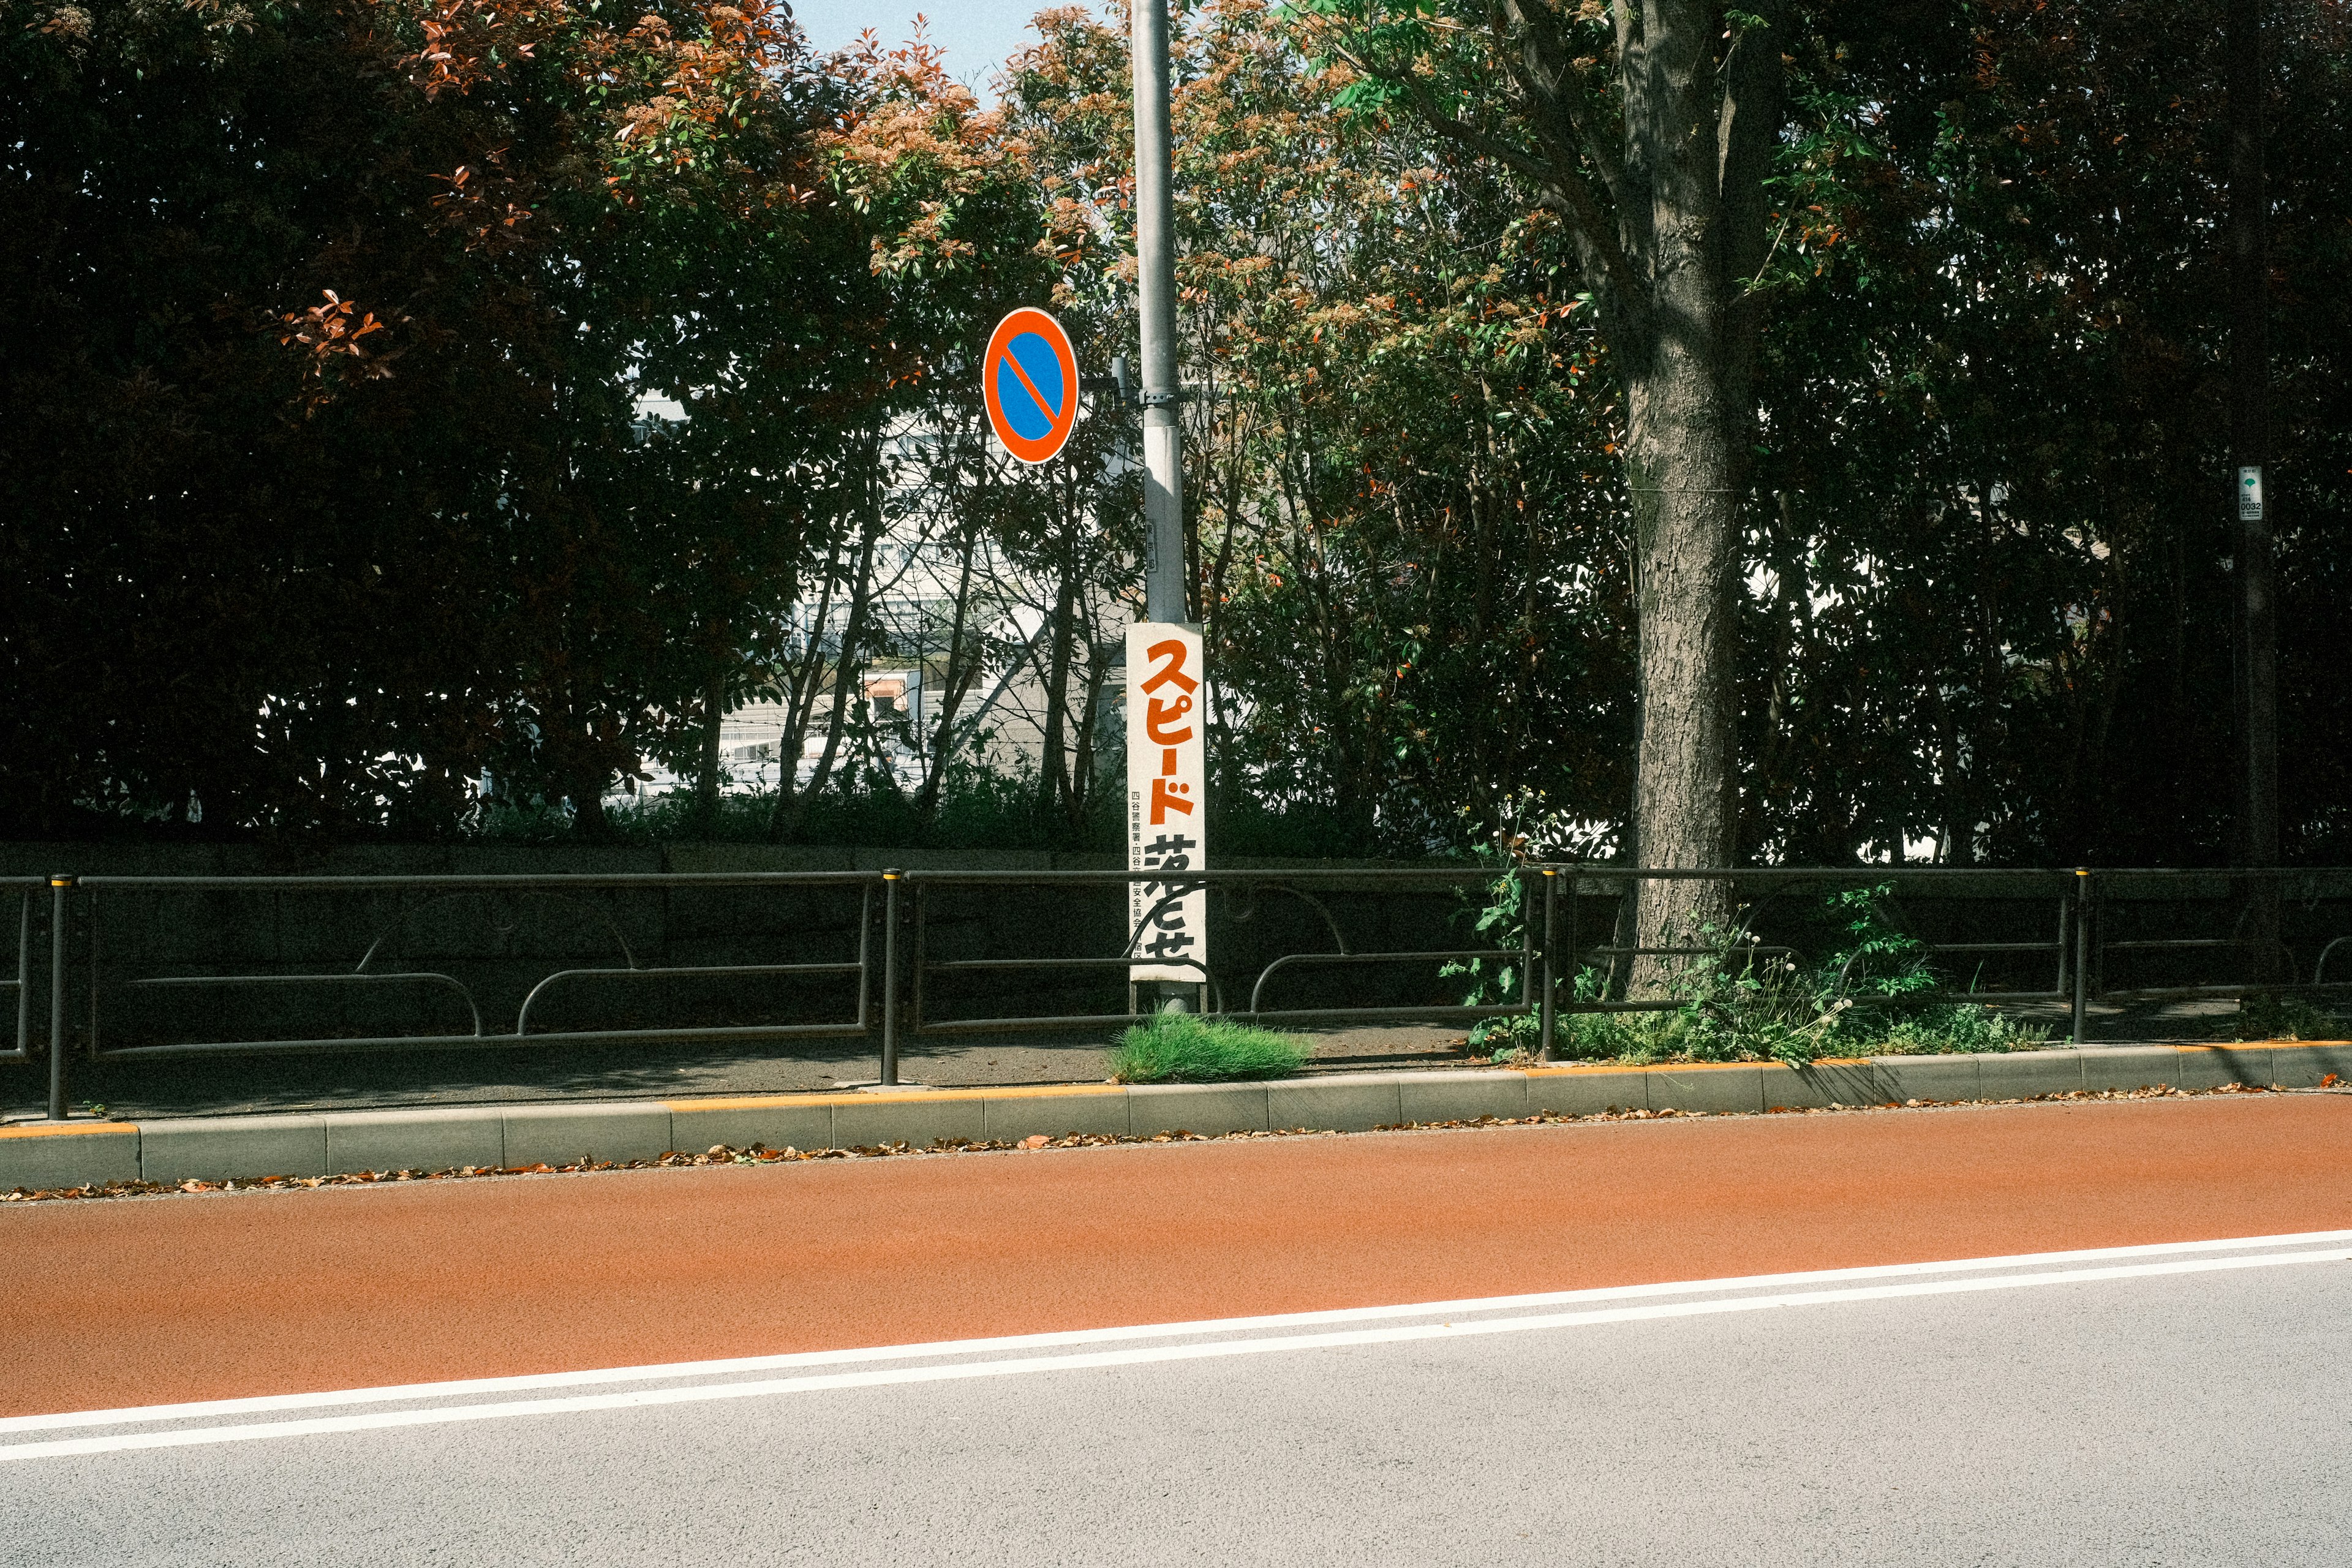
1715 0 1787 293
1329 36 1643 318
1494 0 1629 210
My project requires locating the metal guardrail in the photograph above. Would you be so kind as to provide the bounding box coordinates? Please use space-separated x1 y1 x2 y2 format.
893 867 1531 1084
3 878 46 1071
1526 864 2352 1058
18 872 883 1121
7 863 2346 1122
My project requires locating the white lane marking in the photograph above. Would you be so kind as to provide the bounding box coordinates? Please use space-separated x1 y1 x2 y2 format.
7 1227 2349 1439
4 1245 2346 1463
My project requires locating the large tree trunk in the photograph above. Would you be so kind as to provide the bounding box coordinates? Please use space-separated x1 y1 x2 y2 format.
1351 0 1786 993
1623 360 1740 986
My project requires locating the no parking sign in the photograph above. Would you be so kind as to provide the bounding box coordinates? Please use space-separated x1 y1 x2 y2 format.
982 307 1080 466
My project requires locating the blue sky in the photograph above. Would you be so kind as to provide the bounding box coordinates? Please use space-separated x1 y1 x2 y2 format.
791 1 1067 93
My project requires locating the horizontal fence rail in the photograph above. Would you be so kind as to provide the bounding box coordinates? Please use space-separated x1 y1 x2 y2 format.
6 864 2347 1118
18 871 886 1120
896 867 1533 1090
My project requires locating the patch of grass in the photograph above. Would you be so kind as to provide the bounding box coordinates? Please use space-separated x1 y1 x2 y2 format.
1867 1004 2051 1055
1472 997 2048 1065
1108 1014 1310 1084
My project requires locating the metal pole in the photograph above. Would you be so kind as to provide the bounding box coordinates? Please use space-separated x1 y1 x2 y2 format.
1132 0 1185 622
47 874 73 1121
2226 0 2280 986
2227 0 2277 876
2071 869 2092 1047
880 870 902 1087
1538 869 1558 1063
15 891 29 1060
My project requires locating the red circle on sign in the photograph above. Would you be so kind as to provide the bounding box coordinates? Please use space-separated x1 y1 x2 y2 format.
982 307 1081 466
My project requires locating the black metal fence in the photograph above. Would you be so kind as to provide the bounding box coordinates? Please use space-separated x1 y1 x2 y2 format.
8 864 2348 1122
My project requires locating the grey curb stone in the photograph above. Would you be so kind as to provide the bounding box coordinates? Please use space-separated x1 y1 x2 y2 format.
18 1043 2348 1192
2177 1046 2269 1091
1872 1055 1983 1103
2078 1047 2185 1095
2272 1043 2352 1088
1523 1070 1641 1117
1270 1076 1402 1133
1979 1050 2085 1098
982 1092 1130 1142
1404 1070 1529 1121
141 1115 330 1183
0 1126 140 1191
671 1101 837 1153
326 1107 505 1173
500 1104 671 1167
1646 1065 1765 1115
1766 1060 1879 1109
834 1095 986 1149
1128 1082 1270 1137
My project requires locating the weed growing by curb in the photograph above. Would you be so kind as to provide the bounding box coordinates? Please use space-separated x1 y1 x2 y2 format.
1108 1014 1309 1084
1453 877 2052 1066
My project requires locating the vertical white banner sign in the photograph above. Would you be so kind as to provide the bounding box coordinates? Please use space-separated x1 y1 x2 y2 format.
1127 622 1207 987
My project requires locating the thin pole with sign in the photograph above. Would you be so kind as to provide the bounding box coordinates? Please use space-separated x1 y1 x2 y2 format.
1132 0 1183 624
1128 0 1202 1013
2228 0 2278 982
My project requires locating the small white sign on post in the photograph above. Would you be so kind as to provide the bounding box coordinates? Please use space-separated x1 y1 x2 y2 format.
1126 622 1207 993
2238 465 2265 522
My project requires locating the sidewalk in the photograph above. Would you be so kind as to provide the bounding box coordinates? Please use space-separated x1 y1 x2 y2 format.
0 997 2255 1125
0 1022 1473 1122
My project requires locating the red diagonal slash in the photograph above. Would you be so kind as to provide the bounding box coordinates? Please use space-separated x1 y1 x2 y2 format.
999 342 1059 428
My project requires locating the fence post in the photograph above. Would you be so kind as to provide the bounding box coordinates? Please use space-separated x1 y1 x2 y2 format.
47 873 74 1122
1538 869 1558 1063
2071 868 2092 1047
880 870 902 1087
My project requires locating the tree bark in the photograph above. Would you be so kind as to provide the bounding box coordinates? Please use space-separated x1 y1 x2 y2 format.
1623 356 1740 981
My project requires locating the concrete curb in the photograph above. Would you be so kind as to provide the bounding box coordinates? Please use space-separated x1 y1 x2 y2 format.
7 1042 2350 1193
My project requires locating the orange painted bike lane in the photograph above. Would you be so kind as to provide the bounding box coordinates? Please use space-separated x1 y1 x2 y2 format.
4 1093 2349 1419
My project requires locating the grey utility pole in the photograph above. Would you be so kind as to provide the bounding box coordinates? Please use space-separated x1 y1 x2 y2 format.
2228 0 2280 982
2228 0 2277 871
1132 0 1185 622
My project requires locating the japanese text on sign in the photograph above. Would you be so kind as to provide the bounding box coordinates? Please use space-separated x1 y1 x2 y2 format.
1127 622 1207 984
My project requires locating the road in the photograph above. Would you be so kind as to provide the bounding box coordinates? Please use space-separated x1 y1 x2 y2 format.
5 1093 2351 1564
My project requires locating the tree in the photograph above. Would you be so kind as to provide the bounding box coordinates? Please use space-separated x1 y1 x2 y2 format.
0 0 883 837
1303 0 1786 966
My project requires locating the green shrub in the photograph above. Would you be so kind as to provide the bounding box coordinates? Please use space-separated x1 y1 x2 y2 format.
1455 878 2052 1065
1108 1014 1310 1084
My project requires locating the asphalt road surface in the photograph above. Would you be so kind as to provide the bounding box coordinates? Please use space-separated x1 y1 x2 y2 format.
6 1094 2351 1564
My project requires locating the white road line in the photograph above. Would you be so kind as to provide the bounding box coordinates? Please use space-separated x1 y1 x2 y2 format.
4 1243 2347 1463
7 1228 2348 1439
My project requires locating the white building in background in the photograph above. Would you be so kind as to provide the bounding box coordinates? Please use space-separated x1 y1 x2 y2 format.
618 396 1133 805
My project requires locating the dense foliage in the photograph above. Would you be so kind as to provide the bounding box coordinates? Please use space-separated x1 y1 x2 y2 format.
4 0 2346 864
